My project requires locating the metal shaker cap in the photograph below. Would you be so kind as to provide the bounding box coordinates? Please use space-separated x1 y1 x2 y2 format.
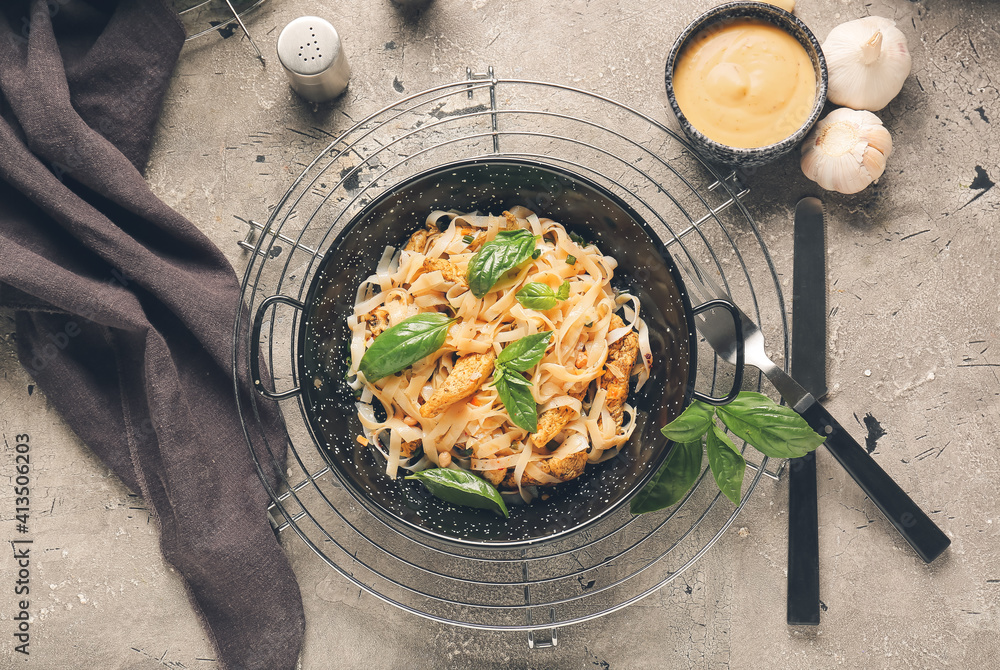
276 17 351 103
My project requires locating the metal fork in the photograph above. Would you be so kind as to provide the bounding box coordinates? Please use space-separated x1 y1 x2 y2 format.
678 256 951 564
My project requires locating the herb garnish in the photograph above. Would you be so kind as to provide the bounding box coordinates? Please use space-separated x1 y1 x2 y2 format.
515 281 570 311
406 468 509 517
716 393 828 459
466 229 539 298
490 331 552 431
629 439 703 514
631 392 825 513
358 313 456 381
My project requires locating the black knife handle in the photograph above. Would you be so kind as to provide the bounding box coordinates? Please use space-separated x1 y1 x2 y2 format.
786 450 820 625
798 402 950 564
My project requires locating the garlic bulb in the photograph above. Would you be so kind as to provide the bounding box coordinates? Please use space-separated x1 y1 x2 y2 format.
822 16 912 111
800 108 892 194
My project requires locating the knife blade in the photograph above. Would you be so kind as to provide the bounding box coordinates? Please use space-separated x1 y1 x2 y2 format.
787 196 826 626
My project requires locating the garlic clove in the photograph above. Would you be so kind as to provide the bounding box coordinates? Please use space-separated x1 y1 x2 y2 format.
822 16 912 111
861 144 887 183
800 108 893 195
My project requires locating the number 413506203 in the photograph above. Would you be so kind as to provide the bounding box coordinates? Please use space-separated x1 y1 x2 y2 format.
14 434 30 527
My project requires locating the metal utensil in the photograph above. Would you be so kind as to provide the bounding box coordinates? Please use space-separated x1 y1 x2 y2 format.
678 255 951 564
276 16 352 103
787 197 826 625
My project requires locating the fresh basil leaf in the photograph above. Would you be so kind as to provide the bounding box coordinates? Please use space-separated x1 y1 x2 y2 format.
515 283 558 310
514 282 559 311
716 392 826 459
706 424 745 505
497 331 551 372
492 367 538 431
406 467 509 517
515 281 571 310
466 229 539 298
630 439 704 514
660 400 717 443
358 313 455 382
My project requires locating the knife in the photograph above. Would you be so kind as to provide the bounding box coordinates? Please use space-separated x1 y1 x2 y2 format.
782 207 951 565
787 197 826 626
681 222 952 565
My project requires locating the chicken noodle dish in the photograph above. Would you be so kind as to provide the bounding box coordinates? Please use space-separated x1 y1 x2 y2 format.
346 206 652 501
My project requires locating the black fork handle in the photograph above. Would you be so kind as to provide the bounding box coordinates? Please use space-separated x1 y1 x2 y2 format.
798 401 951 563
691 299 745 406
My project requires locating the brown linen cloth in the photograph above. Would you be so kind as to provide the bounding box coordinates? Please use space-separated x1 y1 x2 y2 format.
0 2 305 668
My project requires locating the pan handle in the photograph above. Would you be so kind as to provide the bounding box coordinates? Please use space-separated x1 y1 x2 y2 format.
250 294 305 401
690 298 745 406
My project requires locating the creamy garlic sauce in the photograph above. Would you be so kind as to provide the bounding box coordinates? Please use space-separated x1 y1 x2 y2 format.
673 19 816 148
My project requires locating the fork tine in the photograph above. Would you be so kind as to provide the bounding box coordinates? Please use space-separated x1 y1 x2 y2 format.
675 255 724 302
676 255 757 329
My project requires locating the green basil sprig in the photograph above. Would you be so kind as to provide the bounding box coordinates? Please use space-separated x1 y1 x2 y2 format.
359 313 456 382
406 467 509 517
466 229 539 298
629 439 703 514
515 281 570 310
705 424 746 505
631 392 825 513
497 331 552 371
716 393 828 458
490 331 552 431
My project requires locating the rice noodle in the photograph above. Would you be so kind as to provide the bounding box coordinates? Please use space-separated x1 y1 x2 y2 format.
351 208 650 500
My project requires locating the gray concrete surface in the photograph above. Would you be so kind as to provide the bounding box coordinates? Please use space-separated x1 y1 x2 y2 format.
2 0 998 667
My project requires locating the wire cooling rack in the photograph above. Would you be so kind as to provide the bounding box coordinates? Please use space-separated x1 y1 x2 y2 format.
172 0 269 42
234 68 789 644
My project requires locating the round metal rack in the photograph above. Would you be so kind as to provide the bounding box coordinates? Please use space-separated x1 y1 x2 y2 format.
173 0 269 42
234 69 789 643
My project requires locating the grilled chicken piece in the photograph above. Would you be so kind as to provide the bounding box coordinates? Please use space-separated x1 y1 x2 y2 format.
503 210 519 230
364 293 410 339
419 351 496 418
405 227 431 253
400 439 421 458
530 349 590 448
403 223 438 254
600 314 640 432
501 450 588 488
481 468 506 487
530 388 586 448
364 308 390 338
420 258 468 288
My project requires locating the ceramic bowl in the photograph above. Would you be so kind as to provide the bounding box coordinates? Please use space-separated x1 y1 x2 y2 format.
664 2 828 168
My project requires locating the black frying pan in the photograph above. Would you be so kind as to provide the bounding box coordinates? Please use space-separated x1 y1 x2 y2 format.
250 158 742 546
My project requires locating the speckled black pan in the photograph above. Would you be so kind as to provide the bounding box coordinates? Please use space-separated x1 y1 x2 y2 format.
665 2 828 168
297 159 703 547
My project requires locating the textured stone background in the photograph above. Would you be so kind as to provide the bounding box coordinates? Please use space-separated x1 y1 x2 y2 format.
1 0 997 667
